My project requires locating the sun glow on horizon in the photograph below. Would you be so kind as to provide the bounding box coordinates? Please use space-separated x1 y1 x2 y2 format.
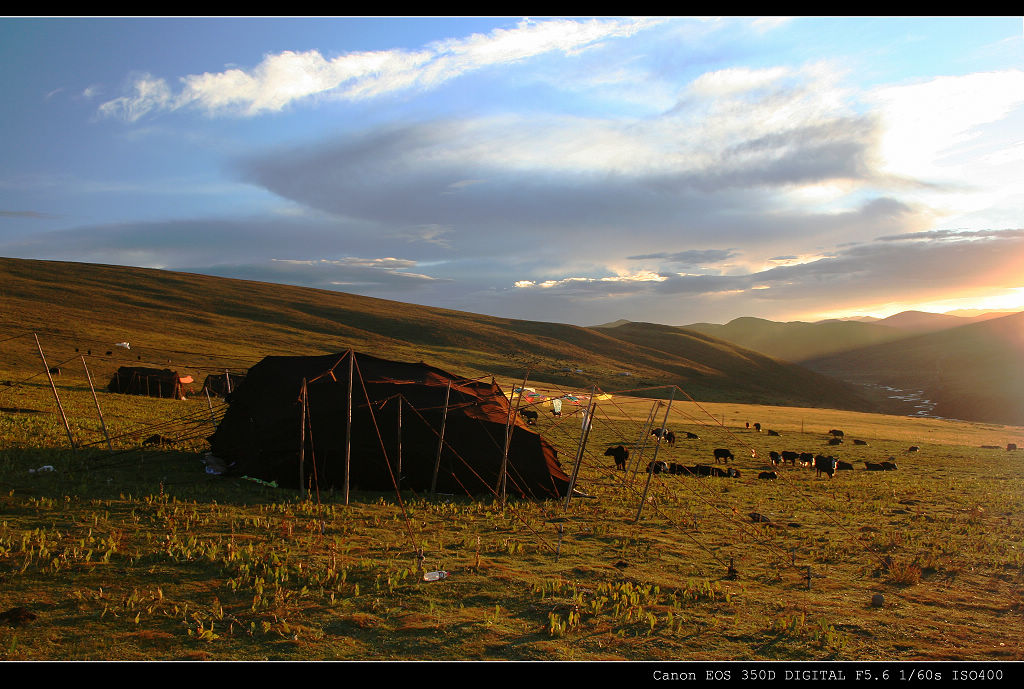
808 288 1024 322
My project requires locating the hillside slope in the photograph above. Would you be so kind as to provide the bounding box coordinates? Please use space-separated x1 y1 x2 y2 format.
0 257 877 412
680 316 913 363
803 311 1024 425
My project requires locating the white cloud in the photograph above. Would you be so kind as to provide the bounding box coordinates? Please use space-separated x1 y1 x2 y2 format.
97 17 658 121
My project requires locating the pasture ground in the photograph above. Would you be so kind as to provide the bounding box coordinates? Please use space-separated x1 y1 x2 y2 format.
1 366 1022 662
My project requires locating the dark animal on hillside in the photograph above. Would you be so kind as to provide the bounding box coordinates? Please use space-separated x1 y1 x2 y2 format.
713 448 734 463
1008 443 1018 451
726 467 741 478
799 452 814 467
853 439 868 445
815 454 836 478
906 446 920 453
767 429 780 437
142 434 174 447
865 460 897 471
47 367 61 376
827 437 843 446
519 409 538 425
686 464 713 476
550 409 561 417
684 431 699 439
710 467 728 477
768 451 781 466
106 351 112 356
836 460 854 470
604 445 629 470
981 445 1000 449
758 471 777 480
753 423 761 432
780 451 799 465
646 461 669 474
651 428 676 445
829 429 844 438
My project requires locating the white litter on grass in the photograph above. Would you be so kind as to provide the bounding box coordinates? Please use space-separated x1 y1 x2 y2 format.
423 570 449 582
29 465 55 474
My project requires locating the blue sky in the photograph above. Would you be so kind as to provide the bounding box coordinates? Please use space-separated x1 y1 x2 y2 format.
2 16 1023 325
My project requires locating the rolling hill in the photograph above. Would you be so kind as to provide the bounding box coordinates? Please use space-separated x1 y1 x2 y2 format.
0 256 877 413
680 316 912 363
803 311 1024 425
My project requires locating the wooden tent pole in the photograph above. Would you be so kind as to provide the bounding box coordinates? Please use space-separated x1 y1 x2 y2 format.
396 394 403 491
204 388 217 429
298 378 307 497
430 378 452 494
344 350 353 506
500 370 530 506
563 385 597 510
225 369 232 395
627 399 660 487
81 355 112 451
34 334 75 452
634 387 676 523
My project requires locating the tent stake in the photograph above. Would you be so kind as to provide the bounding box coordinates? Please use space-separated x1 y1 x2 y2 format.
81 355 112 451
34 334 75 452
634 387 676 523
431 379 452 494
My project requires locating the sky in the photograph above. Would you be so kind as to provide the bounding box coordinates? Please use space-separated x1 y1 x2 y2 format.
2 16 1023 327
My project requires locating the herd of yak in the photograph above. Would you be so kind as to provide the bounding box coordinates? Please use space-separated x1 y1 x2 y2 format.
599 426 908 481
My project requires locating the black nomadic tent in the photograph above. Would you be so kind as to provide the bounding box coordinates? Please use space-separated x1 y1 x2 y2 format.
108 367 186 399
201 372 246 397
207 351 570 499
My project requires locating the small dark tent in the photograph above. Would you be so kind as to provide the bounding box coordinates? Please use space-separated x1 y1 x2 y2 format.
207 351 570 499
108 367 186 399
201 372 246 397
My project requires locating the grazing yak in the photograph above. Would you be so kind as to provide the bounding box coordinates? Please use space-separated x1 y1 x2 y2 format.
814 454 837 478
829 429 845 438
853 439 868 445
758 471 778 480
798 452 814 467
753 423 762 432
827 437 843 446
646 460 669 474
519 409 539 425
604 445 629 470
906 446 920 453
767 429 780 437
780 451 800 465
836 460 854 470
1007 443 1018 451
865 459 898 471
713 448 735 463
768 451 781 466
651 429 676 445
683 431 699 440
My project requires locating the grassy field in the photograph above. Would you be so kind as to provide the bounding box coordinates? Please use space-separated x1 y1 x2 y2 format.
1 361 1022 661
